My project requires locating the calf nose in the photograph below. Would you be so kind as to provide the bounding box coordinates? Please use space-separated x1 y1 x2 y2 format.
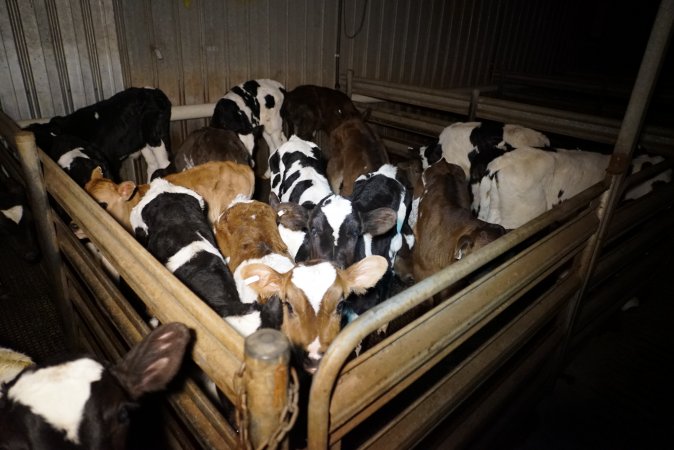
303 355 322 375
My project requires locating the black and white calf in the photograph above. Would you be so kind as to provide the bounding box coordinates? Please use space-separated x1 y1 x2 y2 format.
269 135 331 206
476 146 609 229
26 87 172 182
211 79 287 177
420 121 550 212
268 135 335 260
130 178 250 321
49 135 114 187
0 322 190 450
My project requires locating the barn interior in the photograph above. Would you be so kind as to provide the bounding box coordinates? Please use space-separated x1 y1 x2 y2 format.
1 0 672 449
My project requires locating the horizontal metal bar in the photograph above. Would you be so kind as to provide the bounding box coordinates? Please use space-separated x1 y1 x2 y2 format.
327 209 597 434
359 275 577 449
40 149 245 402
350 77 674 151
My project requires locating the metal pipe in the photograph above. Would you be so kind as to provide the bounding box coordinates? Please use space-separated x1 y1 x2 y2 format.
560 0 674 364
307 182 605 448
335 0 344 90
14 130 75 347
244 329 291 449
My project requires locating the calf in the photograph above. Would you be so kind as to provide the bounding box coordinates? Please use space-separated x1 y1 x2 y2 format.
623 154 672 201
412 160 505 299
268 135 335 260
0 322 190 450
25 87 173 182
214 197 294 336
49 135 113 187
241 255 388 373
477 146 609 229
172 126 252 172
281 84 361 140
211 79 287 176
85 160 255 232
335 164 414 319
327 117 389 196
420 121 550 212
130 178 246 319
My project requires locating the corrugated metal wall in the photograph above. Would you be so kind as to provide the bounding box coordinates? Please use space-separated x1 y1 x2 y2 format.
1 0 661 124
0 0 124 121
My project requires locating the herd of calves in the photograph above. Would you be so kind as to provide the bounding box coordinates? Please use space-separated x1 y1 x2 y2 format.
0 79 671 447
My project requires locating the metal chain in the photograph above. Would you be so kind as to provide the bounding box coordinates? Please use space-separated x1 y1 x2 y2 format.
234 362 301 450
234 362 252 450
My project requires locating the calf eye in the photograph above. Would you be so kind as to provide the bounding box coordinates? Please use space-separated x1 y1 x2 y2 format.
285 302 294 315
97 201 108 209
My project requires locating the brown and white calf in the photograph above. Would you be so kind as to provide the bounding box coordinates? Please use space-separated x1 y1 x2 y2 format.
241 255 388 373
85 160 255 232
412 160 505 300
214 197 295 336
327 117 389 196
0 322 190 450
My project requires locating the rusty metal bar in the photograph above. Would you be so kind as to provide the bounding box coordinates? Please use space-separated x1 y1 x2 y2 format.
244 329 291 450
359 275 577 449
14 130 76 347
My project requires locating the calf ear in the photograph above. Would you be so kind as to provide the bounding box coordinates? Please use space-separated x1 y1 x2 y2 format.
89 166 104 182
240 263 286 301
342 255 388 296
117 181 137 201
113 322 191 400
361 207 397 236
270 194 309 230
454 235 474 260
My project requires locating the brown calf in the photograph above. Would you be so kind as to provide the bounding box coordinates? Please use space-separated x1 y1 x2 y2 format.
85 160 254 232
327 117 389 196
412 160 505 301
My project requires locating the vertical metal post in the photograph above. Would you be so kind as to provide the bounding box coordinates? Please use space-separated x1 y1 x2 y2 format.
244 328 291 450
468 88 480 121
14 130 75 347
346 69 354 98
561 0 673 357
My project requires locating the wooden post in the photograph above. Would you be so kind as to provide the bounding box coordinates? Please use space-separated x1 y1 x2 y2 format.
244 328 291 450
14 131 75 347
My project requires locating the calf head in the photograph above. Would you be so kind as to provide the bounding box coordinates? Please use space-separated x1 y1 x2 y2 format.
0 322 190 450
418 139 443 170
85 167 146 232
241 255 388 373
270 193 396 267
